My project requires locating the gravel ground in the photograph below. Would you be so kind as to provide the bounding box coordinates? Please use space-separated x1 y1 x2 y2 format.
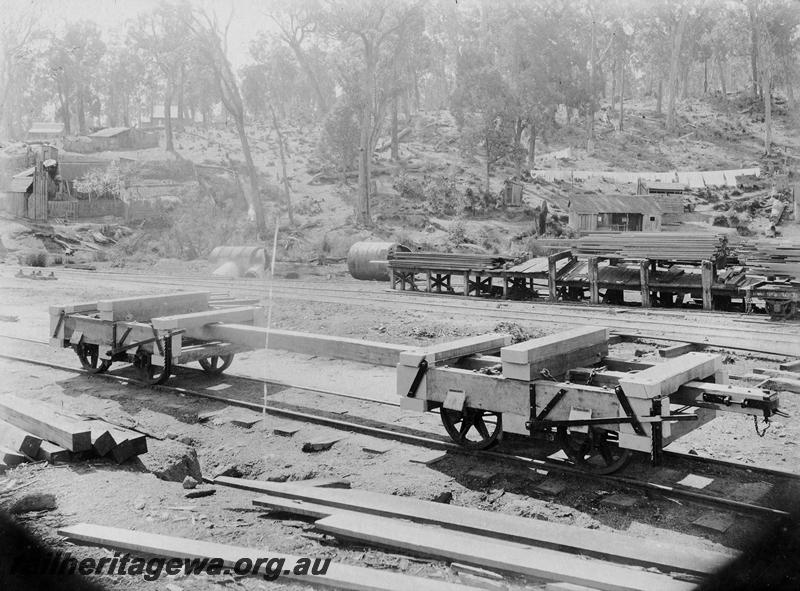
1 262 799 591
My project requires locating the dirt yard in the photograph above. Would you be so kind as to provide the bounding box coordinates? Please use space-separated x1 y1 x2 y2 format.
2 261 800 590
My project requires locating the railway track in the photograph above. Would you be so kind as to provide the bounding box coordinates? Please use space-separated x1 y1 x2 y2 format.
1 337 797 521
8 267 800 356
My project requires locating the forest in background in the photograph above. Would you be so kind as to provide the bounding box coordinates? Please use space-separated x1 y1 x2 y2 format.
1 0 798 237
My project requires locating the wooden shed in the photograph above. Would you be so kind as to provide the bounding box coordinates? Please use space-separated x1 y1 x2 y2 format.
87 127 159 151
567 194 663 233
637 180 686 226
27 122 65 142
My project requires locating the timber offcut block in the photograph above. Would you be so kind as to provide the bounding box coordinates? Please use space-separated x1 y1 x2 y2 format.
500 327 608 365
502 343 607 381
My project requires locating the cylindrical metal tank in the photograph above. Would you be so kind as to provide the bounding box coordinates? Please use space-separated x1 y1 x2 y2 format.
347 241 410 281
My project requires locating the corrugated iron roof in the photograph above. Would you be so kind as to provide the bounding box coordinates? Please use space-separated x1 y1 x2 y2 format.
646 182 687 193
12 166 34 178
567 194 663 214
89 127 130 138
28 122 64 134
9 177 33 192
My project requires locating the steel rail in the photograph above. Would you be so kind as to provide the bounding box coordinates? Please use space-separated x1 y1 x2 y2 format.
0 351 793 519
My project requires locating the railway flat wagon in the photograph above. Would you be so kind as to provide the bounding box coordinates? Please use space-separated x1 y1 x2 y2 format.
49 291 265 385
399 326 782 473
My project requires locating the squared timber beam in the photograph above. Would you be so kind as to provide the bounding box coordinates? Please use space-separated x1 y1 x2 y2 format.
618 352 721 399
97 292 210 322
501 327 608 364
399 333 512 367
193 324 408 366
151 306 262 330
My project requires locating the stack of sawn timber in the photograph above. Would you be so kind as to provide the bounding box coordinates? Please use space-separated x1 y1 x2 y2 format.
214 476 732 591
388 251 508 271
575 233 728 263
737 240 800 278
0 395 146 471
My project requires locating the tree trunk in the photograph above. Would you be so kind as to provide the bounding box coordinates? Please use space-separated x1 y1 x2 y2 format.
390 95 399 161
764 73 772 155
77 88 87 134
485 136 491 194
123 91 130 127
703 59 708 94
619 61 625 131
58 82 71 136
680 63 690 99
357 39 375 226
233 113 266 236
716 57 727 96
271 106 294 225
527 122 536 169
586 13 596 148
666 7 688 132
784 55 796 110
656 78 663 115
164 76 175 152
611 58 617 111
176 62 185 131
513 118 524 178
287 40 329 115
748 2 760 98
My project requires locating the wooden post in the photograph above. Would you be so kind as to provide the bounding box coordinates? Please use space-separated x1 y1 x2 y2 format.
639 260 651 308
701 260 713 310
502 273 509 299
426 271 431 293
548 256 558 301
588 257 600 304
463 272 470 296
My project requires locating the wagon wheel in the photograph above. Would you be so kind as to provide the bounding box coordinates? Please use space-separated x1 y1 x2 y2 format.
556 426 632 475
133 348 171 386
73 343 111 374
440 407 502 450
199 354 234 376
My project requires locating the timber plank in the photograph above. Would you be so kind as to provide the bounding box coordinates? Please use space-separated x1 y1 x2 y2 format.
232 479 730 575
194 324 408 366
57 523 476 591
151 306 260 330
97 292 210 322
500 327 608 364
0 420 42 457
314 513 695 591
0 396 92 452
